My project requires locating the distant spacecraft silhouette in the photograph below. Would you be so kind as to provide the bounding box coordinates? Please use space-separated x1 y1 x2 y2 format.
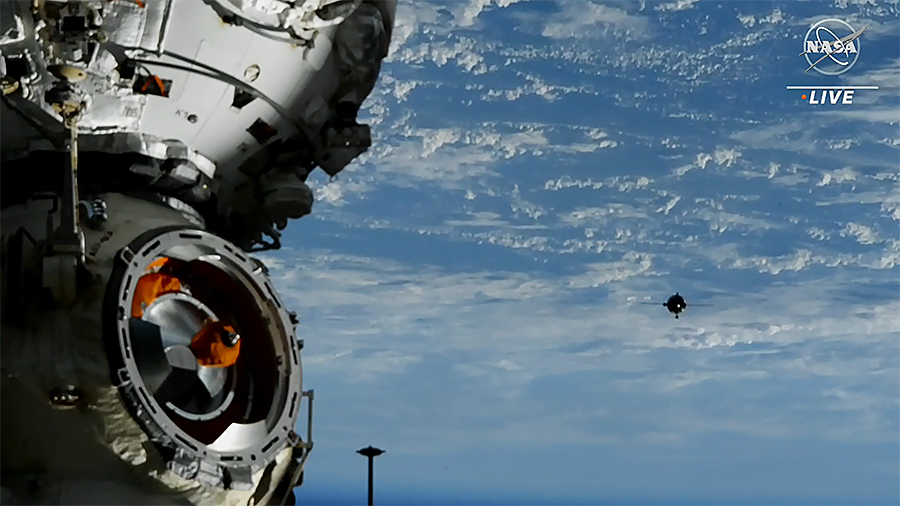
640 292 713 319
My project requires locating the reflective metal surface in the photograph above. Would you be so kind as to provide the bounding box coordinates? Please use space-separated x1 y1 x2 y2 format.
136 288 236 420
144 293 215 348
207 421 269 453
165 346 199 371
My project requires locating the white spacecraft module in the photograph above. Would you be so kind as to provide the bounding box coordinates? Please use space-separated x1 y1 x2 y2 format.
0 0 396 504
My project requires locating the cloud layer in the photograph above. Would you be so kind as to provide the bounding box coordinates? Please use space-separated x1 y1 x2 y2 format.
280 0 900 503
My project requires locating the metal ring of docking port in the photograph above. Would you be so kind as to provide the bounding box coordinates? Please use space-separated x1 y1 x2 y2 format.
102 226 305 490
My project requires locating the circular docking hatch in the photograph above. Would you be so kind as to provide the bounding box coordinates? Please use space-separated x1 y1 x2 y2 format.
103 227 304 490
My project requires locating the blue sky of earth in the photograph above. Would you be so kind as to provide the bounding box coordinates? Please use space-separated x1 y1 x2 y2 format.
264 1 900 504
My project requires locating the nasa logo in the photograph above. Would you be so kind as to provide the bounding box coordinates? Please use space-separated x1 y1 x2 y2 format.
801 18 866 75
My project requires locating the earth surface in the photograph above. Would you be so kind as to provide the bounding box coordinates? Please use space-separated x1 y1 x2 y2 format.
263 1 900 503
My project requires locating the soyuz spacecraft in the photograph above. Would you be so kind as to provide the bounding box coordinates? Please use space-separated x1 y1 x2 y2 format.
0 0 396 504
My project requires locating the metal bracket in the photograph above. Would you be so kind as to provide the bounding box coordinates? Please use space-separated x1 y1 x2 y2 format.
195 460 224 488
300 389 314 457
35 77 88 304
226 466 254 491
115 367 131 387
270 388 314 505
167 449 200 481
78 197 108 228
315 124 371 176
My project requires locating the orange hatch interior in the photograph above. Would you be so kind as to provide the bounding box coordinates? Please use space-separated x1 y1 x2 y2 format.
132 257 241 368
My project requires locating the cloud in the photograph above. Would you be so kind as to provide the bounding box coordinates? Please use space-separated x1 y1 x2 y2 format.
541 1 649 40
355 125 549 189
560 205 649 228
737 9 785 28
845 58 900 89
816 107 900 124
675 148 743 176
841 222 882 244
655 0 700 12
729 121 821 153
544 175 651 192
568 252 654 288
351 118 631 193
309 176 369 207
708 240 899 274
483 73 584 102
282 1 900 489
808 227 830 241
817 167 859 186
387 1 442 55
421 128 462 157
261 247 899 451
452 0 524 27
833 0 900 18
392 37 490 74
444 211 510 228
692 208 784 234
827 139 859 150
657 196 681 215
882 192 900 220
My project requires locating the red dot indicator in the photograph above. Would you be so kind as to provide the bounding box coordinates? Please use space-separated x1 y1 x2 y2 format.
801 94 807 100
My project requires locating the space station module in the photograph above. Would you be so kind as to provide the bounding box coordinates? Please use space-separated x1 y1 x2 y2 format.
0 0 396 504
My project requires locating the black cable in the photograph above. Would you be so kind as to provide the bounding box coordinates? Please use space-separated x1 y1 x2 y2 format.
241 22 312 46
207 0 315 45
128 56 309 135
